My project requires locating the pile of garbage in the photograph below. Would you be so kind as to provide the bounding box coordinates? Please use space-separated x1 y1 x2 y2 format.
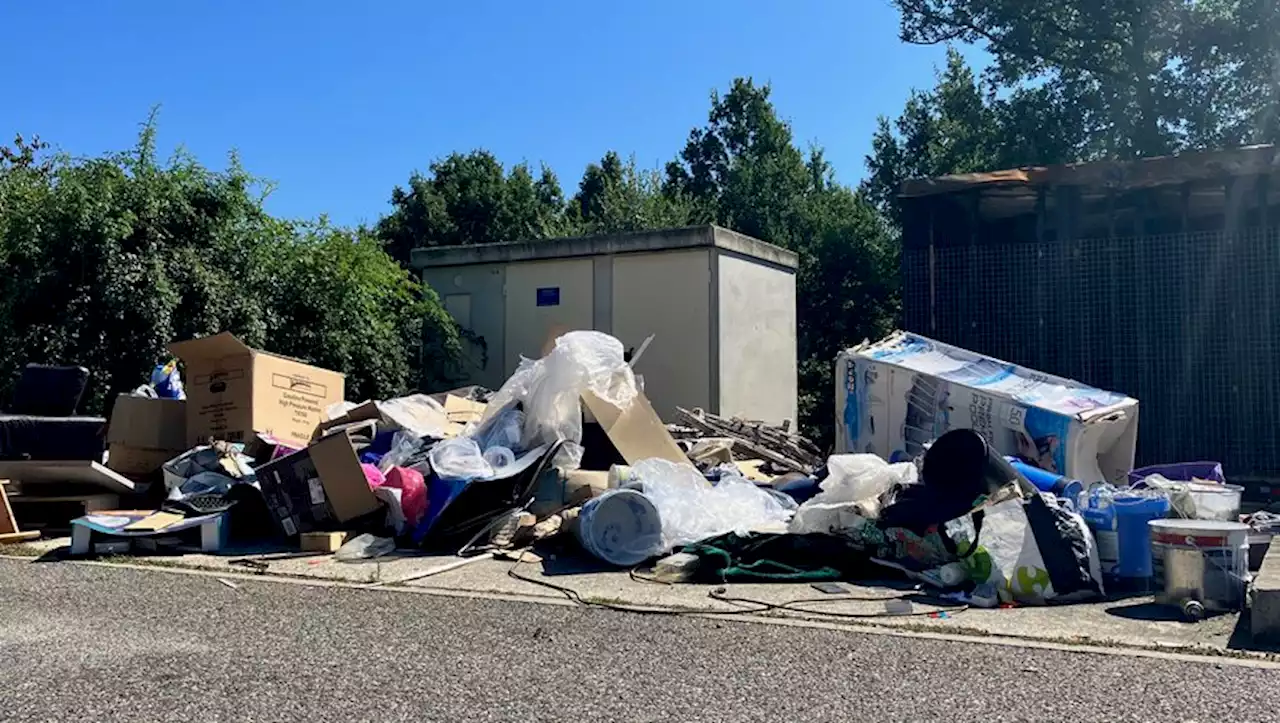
4 327 1270 622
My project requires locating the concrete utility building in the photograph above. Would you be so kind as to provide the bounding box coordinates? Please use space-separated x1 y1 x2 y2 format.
412 225 798 425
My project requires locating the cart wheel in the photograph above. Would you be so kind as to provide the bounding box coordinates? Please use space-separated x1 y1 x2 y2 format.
1181 598 1205 622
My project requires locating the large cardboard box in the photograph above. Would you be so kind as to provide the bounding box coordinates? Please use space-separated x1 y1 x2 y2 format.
167 333 345 447
835 332 1139 485
254 423 382 537
106 395 188 476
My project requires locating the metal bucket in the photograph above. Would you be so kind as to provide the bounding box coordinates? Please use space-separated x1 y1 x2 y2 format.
1149 519 1250 619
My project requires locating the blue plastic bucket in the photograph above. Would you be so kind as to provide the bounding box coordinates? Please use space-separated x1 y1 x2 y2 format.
1114 494 1170 579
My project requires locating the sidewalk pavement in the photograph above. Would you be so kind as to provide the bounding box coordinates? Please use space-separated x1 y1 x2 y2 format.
4 537 1274 659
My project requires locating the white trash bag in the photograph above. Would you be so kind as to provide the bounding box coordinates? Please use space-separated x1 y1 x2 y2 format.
789 454 916 534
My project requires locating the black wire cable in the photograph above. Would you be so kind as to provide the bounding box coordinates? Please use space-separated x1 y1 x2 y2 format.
505 553 969 620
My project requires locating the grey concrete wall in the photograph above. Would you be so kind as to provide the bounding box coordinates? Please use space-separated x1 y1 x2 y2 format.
715 250 798 425
420 264 507 392
502 258 595 376
611 248 713 420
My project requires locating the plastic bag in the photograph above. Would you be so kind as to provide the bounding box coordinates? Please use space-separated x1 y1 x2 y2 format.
150 360 185 400
383 466 427 528
629 458 794 552
789 454 916 534
378 431 426 473
472 405 524 453
335 533 396 562
480 331 637 469
428 437 494 481
162 444 254 501
823 455 915 504
945 493 1102 605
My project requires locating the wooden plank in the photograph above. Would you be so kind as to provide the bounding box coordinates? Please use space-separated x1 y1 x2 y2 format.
0 531 40 544
0 460 141 494
0 480 40 544
0 481 22 536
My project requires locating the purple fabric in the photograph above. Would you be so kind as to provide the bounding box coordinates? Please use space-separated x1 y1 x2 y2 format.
1128 462 1226 487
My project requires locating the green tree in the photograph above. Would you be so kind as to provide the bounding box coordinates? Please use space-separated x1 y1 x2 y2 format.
893 0 1280 157
569 151 691 234
666 78 900 445
0 120 458 412
375 150 569 266
864 48 1092 222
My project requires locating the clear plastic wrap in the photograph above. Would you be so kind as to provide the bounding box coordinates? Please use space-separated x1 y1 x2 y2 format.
428 437 494 481
482 445 516 472
473 406 524 453
629 458 794 552
335 533 396 562
479 331 637 469
377 431 426 473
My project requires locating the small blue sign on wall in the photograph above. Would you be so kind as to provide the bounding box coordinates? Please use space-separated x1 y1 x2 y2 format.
536 287 561 307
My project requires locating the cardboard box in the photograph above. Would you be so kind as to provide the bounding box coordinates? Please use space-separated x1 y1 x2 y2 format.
300 531 348 553
835 332 1139 485
254 423 382 537
167 333 345 447
106 395 188 476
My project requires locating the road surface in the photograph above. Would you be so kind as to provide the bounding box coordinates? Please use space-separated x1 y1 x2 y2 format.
0 558 1276 722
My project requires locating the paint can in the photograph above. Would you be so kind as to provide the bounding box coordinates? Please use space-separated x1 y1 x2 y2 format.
1149 518 1251 617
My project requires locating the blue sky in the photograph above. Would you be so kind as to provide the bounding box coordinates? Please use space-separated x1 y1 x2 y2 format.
3 1 981 227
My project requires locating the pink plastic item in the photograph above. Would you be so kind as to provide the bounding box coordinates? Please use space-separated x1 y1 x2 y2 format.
383 467 428 527
361 463 386 489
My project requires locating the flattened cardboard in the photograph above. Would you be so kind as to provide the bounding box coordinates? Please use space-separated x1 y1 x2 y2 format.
444 395 486 425
168 332 345 448
315 395 459 441
123 511 184 532
580 390 686 465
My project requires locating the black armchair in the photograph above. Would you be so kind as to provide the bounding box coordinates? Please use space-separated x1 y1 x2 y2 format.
0 364 106 461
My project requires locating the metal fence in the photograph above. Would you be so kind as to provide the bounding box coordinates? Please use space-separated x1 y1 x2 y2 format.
903 227 1280 480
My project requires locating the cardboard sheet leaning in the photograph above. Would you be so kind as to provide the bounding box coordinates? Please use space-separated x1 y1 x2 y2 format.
835 332 1139 485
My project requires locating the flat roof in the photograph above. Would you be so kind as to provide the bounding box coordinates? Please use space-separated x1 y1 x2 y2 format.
900 144 1280 199
410 224 798 270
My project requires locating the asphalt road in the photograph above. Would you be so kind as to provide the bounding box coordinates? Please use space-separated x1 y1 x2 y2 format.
1 559 1278 722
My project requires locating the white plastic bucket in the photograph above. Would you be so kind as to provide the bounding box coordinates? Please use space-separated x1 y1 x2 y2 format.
574 489 662 566
1149 518 1250 613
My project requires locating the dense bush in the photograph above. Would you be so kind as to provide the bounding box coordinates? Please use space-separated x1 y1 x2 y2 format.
0 122 459 413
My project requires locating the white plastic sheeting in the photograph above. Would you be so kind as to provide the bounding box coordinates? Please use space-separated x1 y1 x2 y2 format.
481 331 638 469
